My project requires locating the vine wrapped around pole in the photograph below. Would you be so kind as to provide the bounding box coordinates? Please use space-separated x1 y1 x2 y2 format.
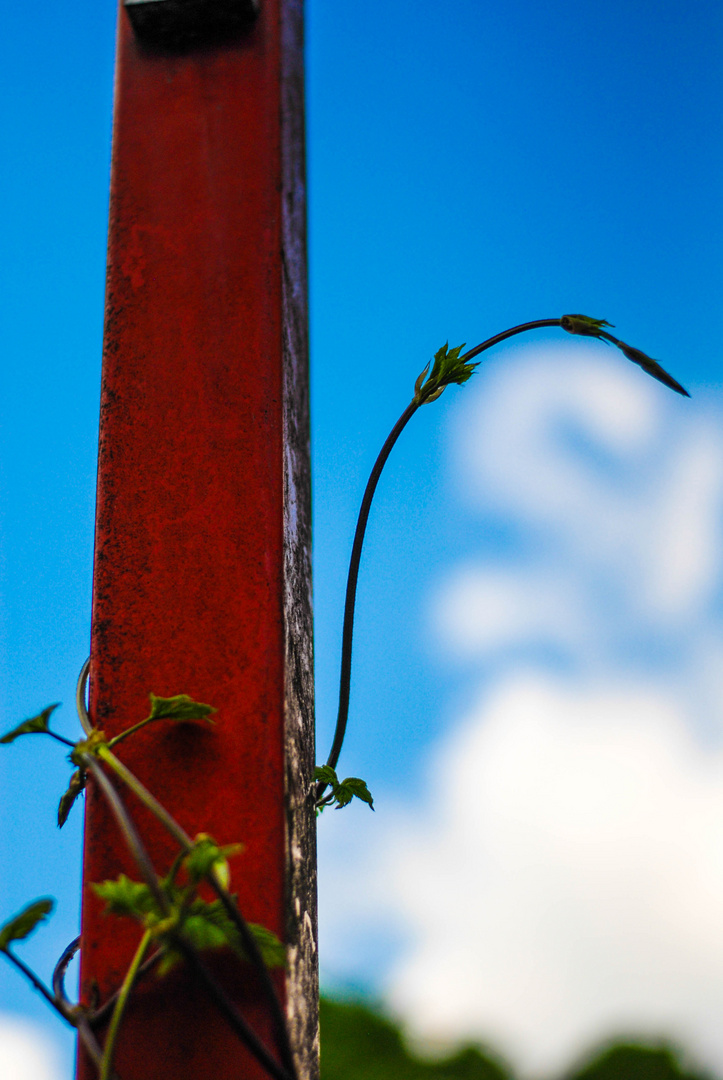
317 314 688 802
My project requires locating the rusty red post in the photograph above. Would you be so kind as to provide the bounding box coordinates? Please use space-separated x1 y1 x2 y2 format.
77 1 316 1077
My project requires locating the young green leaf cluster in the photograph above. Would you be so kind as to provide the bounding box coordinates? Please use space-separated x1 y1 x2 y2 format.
413 343 479 405
314 765 374 812
54 694 213 829
94 837 284 976
0 690 293 1080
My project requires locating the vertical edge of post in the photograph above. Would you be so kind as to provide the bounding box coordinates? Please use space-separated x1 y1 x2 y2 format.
281 2 319 1078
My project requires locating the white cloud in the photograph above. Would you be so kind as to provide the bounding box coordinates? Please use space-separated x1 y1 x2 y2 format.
453 345 723 626
383 675 723 1077
442 345 723 693
433 564 591 658
319 343 723 1076
0 1016 62 1080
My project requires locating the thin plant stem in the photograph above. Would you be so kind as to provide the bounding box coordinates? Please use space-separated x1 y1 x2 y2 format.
77 1017 105 1073
82 755 169 917
319 399 419 793
81 757 173 1077
90 950 162 1028
100 929 152 1080
76 657 92 736
317 318 567 796
107 718 155 751
1 949 68 1019
95 746 296 1078
77 669 294 1074
55 934 161 1031
171 933 294 1080
47 731 77 748
460 318 561 362
205 872 297 1080
2 947 103 1070
52 936 80 1016
97 745 191 848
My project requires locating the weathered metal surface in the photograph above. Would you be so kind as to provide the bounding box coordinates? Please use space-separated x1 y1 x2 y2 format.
77 0 316 1077
124 0 258 49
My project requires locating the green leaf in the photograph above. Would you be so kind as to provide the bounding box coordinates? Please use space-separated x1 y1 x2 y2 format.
413 362 430 397
58 769 86 828
428 342 449 382
0 899 54 951
147 694 216 724
157 899 285 975
314 764 338 786
156 950 183 976
246 922 287 969
315 764 374 812
158 901 231 973
0 705 60 745
93 876 159 919
183 834 243 888
332 784 354 809
337 777 374 810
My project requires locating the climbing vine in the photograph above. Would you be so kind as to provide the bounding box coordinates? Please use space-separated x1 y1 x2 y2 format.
0 314 686 1079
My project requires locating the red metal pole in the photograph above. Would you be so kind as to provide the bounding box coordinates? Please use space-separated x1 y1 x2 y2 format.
77 2 316 1077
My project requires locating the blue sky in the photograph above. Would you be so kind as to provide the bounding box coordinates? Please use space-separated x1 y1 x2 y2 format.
1 0 721 1076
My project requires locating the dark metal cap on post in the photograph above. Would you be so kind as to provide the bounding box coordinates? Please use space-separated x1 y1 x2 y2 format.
124 0 259 47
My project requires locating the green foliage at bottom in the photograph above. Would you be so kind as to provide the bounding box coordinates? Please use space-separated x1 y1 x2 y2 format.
320 997 511 1080
320 998 713 1080
568 1043 713 1080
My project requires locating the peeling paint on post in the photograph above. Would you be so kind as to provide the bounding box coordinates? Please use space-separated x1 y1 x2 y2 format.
77 1 317 1077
